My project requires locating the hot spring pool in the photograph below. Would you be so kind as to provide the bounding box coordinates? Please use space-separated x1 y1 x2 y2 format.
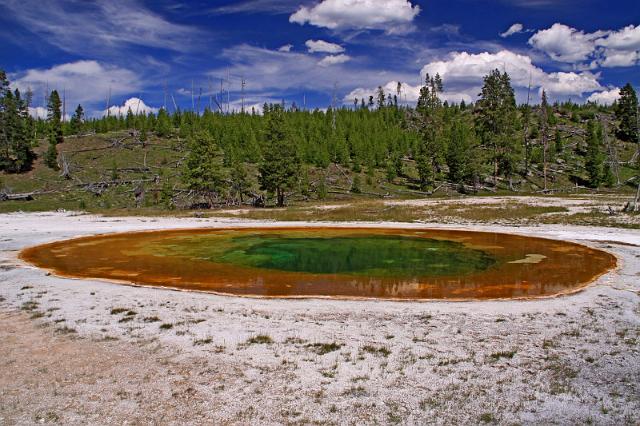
19 227 616 300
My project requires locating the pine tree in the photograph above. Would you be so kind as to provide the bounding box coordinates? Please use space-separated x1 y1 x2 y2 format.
12 89 34 171
44 90 63 169
475 70 520 188
350 174 362 193
69 104 84 135
230 161 249 203
125 107 134 129
446 119 477 185
554 128 563 154
0 87 18 170
183 131 227 205
585 120 605 188
316 173 328 200
616 83 638 142
0 71 34 172
258 104 300 206
386 158 397 183
155 108 172 137
376 87 386 109
414 73 446 190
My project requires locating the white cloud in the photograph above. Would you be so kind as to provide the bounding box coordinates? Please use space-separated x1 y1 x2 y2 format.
529 23 640 68
421 50 545 87
290 0 420 33
12 60 140 109
542 71 601 96
208 44 416 95
597 51 640 68
318 54 352 66
278 44 293 52
28 106 71 121
306 39 345 54
344 80 472 105
528 23 604 63
210 45 606 108
104 97 159 117
595 24 640 68
500 23 524 38
28 106 48 120
420 50 602 98
587 88 621 105
209 0 304 15
597 24 640 51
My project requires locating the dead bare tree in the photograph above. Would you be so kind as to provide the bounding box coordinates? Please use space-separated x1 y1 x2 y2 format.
523 73 532 175
540 90 549 192
59 152 71 180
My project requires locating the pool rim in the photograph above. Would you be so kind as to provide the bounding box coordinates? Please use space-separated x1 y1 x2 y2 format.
16 226 620 303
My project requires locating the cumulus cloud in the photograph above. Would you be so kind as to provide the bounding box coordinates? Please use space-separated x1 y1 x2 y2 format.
528 23 604 63
597 24 640 51
104 97 159 117
290 0 420 33
211 44 607 108
306 39 345 54
278 44 293 52
595 25 640 68
500 23 524 38
587 88 621 105
420 50 602 98
318 54 351 66
529 23 640 68
12 60 140 109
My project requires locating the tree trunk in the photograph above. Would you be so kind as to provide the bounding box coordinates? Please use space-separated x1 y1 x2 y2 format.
276 188 285 207
543 138 548 192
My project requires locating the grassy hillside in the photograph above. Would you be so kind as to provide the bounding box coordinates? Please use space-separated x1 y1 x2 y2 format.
0 108 639 215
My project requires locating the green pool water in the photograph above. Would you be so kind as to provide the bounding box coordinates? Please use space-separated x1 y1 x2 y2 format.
155 234 497 277
21 227 617 300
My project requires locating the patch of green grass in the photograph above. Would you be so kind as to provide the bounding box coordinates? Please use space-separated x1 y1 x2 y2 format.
193 337 213 346
490 350 517 361
341 385 368 397
546 354 578 395
21 301 38 311
306 342 342 355
55 325 77 334
143 316 160 322
246 334 273 344
362 345 391 357
479 412 496 423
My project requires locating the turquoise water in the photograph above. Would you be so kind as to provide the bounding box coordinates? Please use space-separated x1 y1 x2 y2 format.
175 234 497 277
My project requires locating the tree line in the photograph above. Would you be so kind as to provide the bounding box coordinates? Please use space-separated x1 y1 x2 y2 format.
1 67 638 207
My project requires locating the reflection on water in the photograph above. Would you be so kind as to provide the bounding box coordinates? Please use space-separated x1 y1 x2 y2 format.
19 227 616 300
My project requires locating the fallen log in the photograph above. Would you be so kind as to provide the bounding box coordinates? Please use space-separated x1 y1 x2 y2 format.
0 190 55 202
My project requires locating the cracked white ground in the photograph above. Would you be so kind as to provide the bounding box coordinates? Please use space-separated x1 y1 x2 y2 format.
0 211 638 425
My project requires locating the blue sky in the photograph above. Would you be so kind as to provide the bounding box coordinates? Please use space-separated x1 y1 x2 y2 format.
0 0 638 117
